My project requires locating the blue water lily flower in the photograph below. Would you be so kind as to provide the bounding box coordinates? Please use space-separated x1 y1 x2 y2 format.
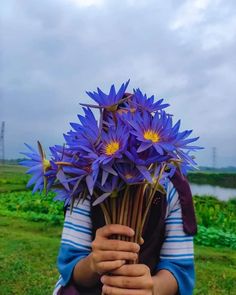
20 81 203 210
166 119 203 168
64 107 100 154
59 153 99 196
125 146 169 183
83 80 130 110
132 89 169 113
170 120 202 152
129 111 174 155
20 142 51 193
53 187 72 207
93 175 124 206
115 163 144 184
97 124 130 165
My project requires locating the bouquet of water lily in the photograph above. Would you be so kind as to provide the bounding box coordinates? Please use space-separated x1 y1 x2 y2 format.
21 80 202 252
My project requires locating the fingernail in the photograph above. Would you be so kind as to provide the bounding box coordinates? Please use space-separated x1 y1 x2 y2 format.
135 243 140 249
101 276 105 283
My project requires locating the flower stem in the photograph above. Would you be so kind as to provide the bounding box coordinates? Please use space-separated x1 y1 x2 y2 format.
131 186 141 241
126 190 133 242
123 189 130 241
140 163 167 235
120 187 129 224
118 186 129 240
111 197 116 224
100 202 111 225
134 184 147 245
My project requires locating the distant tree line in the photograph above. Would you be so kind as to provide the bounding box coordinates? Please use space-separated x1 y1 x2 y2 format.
188 172 236 188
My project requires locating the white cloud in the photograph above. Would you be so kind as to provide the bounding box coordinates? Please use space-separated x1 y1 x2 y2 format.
67 0 105 7
170 0 212 30
1 0 236 166
201 17 236 50
169 0 236 51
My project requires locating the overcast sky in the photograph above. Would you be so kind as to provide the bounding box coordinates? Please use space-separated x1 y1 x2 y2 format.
1 0 236 167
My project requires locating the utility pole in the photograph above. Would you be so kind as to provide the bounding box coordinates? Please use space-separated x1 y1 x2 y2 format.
0 121 5 165
212 146 216 169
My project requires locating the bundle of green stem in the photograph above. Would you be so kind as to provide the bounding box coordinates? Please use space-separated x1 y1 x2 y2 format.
99 164 167 256
99 165 166 295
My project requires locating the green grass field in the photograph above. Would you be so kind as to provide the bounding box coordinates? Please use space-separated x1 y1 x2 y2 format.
0 216 61 295
0 165 29 193
0 165 236 294
0 216 235 295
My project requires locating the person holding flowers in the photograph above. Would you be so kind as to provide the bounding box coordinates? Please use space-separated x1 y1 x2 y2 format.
21 81 201 295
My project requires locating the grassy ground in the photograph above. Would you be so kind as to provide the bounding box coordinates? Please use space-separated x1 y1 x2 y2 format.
0 165 29 193
0 216 61 295
0 215 235 295
195 246 236 294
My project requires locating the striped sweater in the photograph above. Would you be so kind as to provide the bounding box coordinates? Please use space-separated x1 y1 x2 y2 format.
53 182 195 295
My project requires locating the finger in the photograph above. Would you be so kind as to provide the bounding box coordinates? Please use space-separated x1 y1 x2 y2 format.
96 260 126 274
94 250 138 262
97 224 135 238
102 285 147 295
139 237 144 245
94 239 140 253
101 275 153 290
111 264 149 276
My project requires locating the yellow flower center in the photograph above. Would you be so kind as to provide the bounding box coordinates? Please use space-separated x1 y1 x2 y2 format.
130 107 136 113
143 129 160 143
105 140 120 156
43 159 51 171
107 105 118 112
125 173 133 179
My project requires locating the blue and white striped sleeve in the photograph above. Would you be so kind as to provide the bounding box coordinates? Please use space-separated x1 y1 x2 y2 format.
53 198 92 293
156 182 195 295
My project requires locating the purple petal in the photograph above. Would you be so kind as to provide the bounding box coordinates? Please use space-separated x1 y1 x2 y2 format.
101 170 109 186
86 174 95 195
92 193 111 206
137 142 152 153
57 169 70 191
27 173 42 187
137 165 152 183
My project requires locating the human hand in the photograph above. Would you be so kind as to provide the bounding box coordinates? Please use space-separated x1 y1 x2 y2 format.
101 264 154 295
89 224 140 275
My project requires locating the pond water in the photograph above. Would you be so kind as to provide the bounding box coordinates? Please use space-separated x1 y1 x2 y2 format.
190 183 236 201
